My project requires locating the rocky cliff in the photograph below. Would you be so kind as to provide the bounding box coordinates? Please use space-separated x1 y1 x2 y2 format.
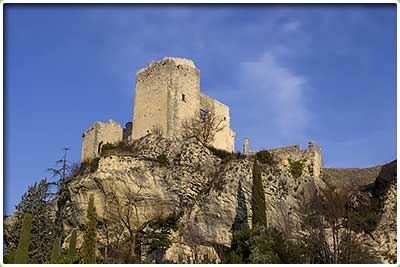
4 134 396 263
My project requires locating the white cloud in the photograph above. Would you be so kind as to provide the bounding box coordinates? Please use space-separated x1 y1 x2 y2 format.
238 50 311 141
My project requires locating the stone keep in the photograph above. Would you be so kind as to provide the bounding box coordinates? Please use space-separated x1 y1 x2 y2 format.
132 57 236 152
81 57 236 162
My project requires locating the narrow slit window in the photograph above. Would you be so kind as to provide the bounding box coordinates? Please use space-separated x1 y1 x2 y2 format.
98 141 103 154
182 94 186 101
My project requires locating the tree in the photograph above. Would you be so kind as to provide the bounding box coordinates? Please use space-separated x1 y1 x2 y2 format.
14 213 33 264
182 108 224 146
251 160 267 227
4 178 56 263
294 184 381 264
82 195 98 264
50 237 60 261
101 183 154 263
68 229 77 257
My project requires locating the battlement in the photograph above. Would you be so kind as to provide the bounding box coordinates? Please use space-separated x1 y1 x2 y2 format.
137 56 198 77
244 138 323 178
81 56 236 162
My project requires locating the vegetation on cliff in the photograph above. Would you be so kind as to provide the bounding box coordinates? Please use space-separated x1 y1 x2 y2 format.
3 136 396 264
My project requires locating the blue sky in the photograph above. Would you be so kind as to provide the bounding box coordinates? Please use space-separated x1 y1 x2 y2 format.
4 4 396 215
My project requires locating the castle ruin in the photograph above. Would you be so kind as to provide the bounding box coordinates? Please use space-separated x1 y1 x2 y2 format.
81 57 236 162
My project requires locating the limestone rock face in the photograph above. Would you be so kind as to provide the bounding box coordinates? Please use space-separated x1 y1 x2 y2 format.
62 135 327 263
4 135 396 264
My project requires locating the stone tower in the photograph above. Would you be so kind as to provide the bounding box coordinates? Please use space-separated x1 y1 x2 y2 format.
132 57 235 152
243 137 249 155
132 57 201 140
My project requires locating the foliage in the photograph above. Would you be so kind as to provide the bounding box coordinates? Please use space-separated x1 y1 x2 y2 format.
207 146 232 160
295 184 381 264
80 157 100 173
14 213 33 264
143 211 184 262
157 153 170 167
255 150 273 164
249 225 303 264
3 250 15 264
225 224 303 264
68 229 77 256
100 141 134 155
46 254 81 264
4 178 56 263
348 198 380 234
288 158 305 178
82 195 98 264
249 226 281 263
251 160 267 227
224 224 252 263
50 237 61 261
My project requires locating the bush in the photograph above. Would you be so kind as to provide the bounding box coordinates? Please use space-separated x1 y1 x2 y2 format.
100 141 133 155
255 150 273 164
101 143 117 152
157 154 169 167
4 250 15 264
80 158 100 173
208 146 232 160
288 158 305 178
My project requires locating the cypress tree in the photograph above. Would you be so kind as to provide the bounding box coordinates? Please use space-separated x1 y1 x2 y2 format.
82 195 97 264
68 229 77 257
251 160 267 227
50 237 60 261
14 213 33 264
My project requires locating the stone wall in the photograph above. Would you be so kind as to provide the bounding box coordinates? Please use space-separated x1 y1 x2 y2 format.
200 93 235 152
98 155 145 171
167 58 201 138
131 57 235 152
81 120 123 162
247 141 323 178
266 141 322 178
132 58 171 139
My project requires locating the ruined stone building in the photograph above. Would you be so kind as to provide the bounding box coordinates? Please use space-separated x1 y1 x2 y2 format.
81 57 236 162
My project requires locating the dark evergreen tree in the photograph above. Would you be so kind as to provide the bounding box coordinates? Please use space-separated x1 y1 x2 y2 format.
14 213 32 264
4 178 55 263
68 229 77 257
50 237 60 261
82 195 97 264
251 160 267 227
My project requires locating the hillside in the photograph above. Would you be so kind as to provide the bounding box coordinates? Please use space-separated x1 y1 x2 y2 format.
4 134 397 264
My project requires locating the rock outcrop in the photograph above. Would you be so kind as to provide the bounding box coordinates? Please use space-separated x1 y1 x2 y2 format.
4 135 396 263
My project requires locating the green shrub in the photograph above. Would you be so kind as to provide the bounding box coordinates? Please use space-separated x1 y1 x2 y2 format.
208 146 232 160
101 143 117 152
80 158 100 173
255 150 273 164
100 141 133 155
157 154 169 167
288 158 305 178
4 250 15 264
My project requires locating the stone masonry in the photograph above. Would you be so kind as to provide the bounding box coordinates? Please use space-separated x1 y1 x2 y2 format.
81 57 236 162
132 57 236 152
